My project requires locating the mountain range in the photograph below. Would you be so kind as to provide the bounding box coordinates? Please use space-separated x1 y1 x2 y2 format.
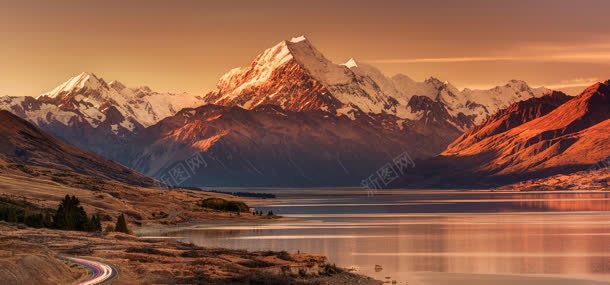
394 81 610 188
0 72 205 155
1 36 606 188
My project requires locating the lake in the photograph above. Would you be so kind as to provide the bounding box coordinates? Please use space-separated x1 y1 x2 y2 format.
157 189 610 284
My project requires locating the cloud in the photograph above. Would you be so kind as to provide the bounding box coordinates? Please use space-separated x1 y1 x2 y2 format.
367 41 610 64
367 53 610 64
541 77 601 89
368 56 520 64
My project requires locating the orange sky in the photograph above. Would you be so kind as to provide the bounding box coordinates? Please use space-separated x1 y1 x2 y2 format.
1 0 610 96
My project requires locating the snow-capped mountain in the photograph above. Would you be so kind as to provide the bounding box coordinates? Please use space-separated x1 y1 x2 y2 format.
204 36 553 132
33 72 205 133
1 72 205 156
0 36 577 188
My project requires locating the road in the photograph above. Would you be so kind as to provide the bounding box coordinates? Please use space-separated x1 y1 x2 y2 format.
64 257 117 285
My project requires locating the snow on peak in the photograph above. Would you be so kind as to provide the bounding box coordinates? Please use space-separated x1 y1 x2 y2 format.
40 72 107 98
12 71 206 132
109 80 126 91
206 36 551 129
290 35 307 43
342 58 358 69
215 39 294 97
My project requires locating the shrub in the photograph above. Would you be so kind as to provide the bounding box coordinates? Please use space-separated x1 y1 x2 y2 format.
104 224 115 233
320 263 343 276
276 250 293 261
200 198 249 213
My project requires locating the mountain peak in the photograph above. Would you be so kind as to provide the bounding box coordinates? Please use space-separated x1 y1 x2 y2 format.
290 35 307 43
41 72 108 98
425 76 445 85
425 77 457 91
342 58 358 69
109 80 126 91
505 79 531 89
578 80 609 106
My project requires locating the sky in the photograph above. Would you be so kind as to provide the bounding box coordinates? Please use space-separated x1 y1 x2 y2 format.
1 0 610 96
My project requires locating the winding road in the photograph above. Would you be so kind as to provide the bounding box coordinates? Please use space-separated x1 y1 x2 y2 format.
64 257 117 285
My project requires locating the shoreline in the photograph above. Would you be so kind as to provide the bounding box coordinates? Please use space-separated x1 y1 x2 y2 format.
0 222 382 285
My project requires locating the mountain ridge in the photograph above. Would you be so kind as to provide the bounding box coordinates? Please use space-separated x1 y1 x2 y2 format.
0 110 154 186
393 80 609 188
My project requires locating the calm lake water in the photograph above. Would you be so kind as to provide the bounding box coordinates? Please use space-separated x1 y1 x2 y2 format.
159 189 610 284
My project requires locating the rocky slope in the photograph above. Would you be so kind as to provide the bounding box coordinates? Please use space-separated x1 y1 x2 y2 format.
394 81 610 188
446 91 573 153
499 168 608 191
127 104 438 187
0 110 154 186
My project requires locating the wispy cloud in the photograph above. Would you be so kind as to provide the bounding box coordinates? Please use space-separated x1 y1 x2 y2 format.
367 41 610 64
367 53 610 64
368 56 519 64
541 77 601 89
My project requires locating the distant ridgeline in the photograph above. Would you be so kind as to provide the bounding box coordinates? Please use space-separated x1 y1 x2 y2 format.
206 190 277 199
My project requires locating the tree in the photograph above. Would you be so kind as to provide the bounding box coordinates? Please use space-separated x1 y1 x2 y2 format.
87 214 102 232
53 195 89 231
115 213 129 234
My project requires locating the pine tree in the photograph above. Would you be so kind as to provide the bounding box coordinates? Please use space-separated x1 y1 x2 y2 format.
53 195 89 231
88 214 102 232
115 213 129 234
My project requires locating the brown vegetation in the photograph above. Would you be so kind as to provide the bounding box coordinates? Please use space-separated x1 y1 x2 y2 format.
0 223 380 285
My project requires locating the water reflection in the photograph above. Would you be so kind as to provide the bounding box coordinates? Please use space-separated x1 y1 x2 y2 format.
160 190 610 284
